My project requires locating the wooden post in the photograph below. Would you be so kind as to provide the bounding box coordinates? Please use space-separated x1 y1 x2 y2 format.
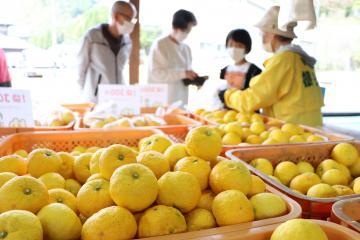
129 0 140 84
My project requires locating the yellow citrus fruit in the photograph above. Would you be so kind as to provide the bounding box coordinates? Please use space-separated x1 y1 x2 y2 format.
213 110 227 119
86 146 100 154
90 120 105 129
209 160 252 195
0 210 43 240
270 219 328 240
14 149 28 158
316 159 340 177
73 153 92 183
246 135 263 144
138 205 186 238
353 179 360 194
157 171 201 213
61 111 75 124
77 179 114 218
110 163 158 212
250 158 274 176
72 146 86 153
222 132 242 145
49 188 77 212
260 131 270 140
86 173 103 182
197 190 216 211
307 183 337 198
0 176 48 213
250 192 287 220
81 206 137 240
174 156 211 190
237 114 251 124
332 185 354 196
289 135 307 143
250 121 266 135
223 110 237 123
89 148 104 175
27 149 61 178
269 130 290 143
241 127 253 140
185 126 222 161
57 152 75 179
289 172 321 194
212 126 226 137
251 113 265 123
331 143 359 167
38 172 65 190
350 158 360 177
274 161 299 186
321 169 348 186
0 155 27 175
185 208 216 231
302 132 312 139
64 179 82 196
195 108 205 115
164 143 188 169
139 134 172 153
0 172 17 187
99 144 137 180
137 151 169 179
224 122 243 136
248 175 266 197
281 123 302 136
307 135 327 142
37 203 82 240
297 161 314 174
212 189 254 226
262 138 280 145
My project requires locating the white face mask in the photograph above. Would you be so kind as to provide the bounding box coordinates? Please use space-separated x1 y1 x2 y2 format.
117 20 135 35
173 31 188 43
227 47 246 63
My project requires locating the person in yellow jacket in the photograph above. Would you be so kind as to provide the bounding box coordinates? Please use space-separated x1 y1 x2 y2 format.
224 6 324 127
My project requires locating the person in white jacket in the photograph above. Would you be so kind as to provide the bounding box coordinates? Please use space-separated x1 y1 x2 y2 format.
148 9 199 105
77 1 137 102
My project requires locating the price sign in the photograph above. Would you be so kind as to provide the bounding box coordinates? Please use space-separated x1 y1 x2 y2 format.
98 84 141 115
0 89 34 127
139 84 168 107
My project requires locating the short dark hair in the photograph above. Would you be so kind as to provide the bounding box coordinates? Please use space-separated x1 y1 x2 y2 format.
225 29 252 54
172 9 197 30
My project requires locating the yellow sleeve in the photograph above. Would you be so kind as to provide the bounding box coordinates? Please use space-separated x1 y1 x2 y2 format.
224 52 295 113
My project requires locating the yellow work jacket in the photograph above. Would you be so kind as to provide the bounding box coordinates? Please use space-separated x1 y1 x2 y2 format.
225 50 324 127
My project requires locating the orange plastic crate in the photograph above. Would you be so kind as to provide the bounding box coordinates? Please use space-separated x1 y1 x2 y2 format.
0 128 161 156
226 142 360 219
198 220 360 240
140 184 301 240
330 197 360 232
0 121 75 139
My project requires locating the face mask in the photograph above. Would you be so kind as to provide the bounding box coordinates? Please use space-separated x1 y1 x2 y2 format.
117 20 135 35
227 47 246 63
173 31 188 43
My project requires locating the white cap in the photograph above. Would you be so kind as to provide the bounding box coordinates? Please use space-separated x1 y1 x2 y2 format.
255 6 297 39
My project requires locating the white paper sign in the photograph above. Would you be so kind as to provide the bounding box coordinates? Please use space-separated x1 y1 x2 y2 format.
0 89 34 127
139 84 168 107
98 84 141 115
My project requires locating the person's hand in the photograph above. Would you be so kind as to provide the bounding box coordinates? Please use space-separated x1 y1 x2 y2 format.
185 70 198 80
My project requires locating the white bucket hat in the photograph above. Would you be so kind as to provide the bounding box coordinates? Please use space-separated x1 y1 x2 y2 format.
255 6 297 39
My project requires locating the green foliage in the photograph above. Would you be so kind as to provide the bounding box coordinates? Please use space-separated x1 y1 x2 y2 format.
140 25 162 54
